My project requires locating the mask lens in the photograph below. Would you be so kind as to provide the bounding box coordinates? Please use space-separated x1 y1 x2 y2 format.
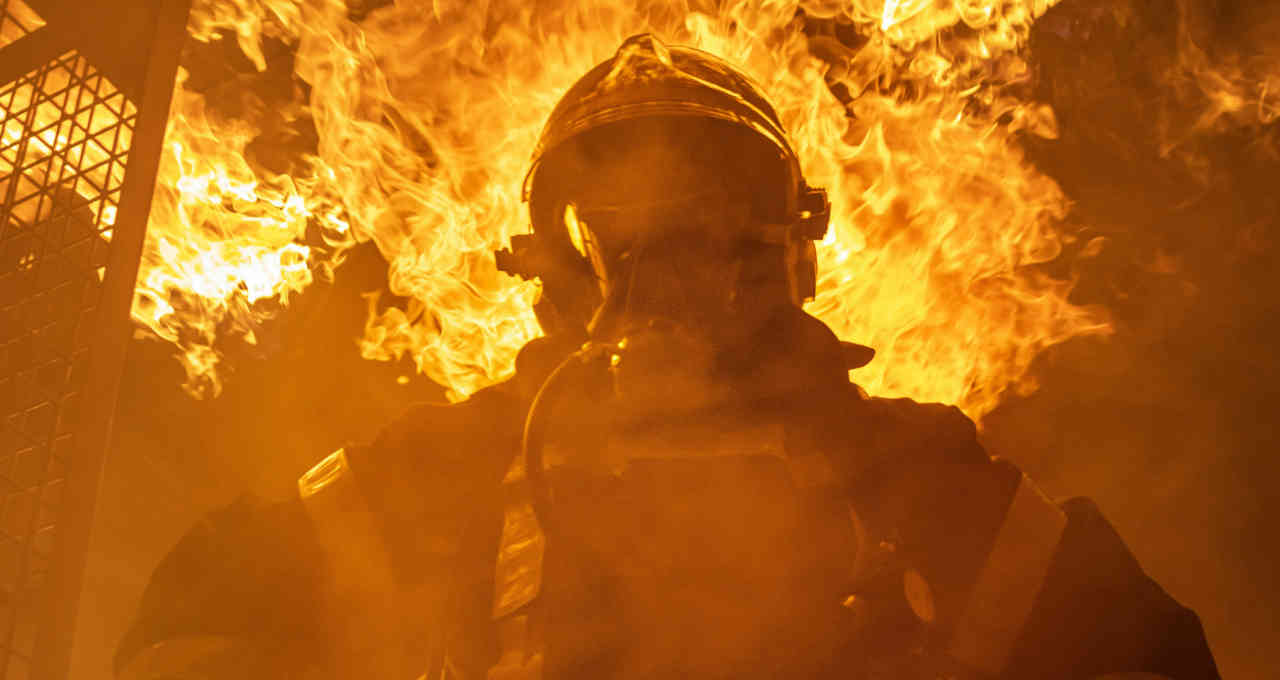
563 202 611 295
563 203 589 259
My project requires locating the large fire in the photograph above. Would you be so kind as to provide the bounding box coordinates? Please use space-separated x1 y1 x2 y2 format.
132 0 1125 418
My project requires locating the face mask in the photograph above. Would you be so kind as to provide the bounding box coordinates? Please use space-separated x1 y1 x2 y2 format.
561 194 789 347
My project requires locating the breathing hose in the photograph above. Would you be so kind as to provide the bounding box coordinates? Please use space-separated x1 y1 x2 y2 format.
520 344 613 534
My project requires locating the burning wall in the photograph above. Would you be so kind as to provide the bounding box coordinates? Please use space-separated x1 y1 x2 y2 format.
134 0 1130 419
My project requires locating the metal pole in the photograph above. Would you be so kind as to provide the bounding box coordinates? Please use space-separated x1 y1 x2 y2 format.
31 0 188 677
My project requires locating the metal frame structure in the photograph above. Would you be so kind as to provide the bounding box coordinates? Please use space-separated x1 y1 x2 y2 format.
0 1 188 677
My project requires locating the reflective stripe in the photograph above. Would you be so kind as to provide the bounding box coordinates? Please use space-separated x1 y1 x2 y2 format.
493 500 546 619
297 448 397 590
509 422 834 488
949 473 1067 676
298 448 405 678
604 421 786 463
486 615 545 680
298 446 351 498
903 568 936 623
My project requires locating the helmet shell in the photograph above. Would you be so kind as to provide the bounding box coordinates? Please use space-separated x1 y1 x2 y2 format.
523 34 803 214
502 34 830 335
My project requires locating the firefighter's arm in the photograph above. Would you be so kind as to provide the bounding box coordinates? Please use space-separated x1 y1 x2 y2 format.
296 386 521 678
117 337 561 679
326 335 568 588
333 386 522 583
117 387 521 679
844 398 1220 680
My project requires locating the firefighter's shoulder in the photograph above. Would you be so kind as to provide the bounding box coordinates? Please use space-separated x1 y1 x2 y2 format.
1004 496 1221 680
838 387 988 469
300 381 523 581
837 391 1220 680
115 495 329 678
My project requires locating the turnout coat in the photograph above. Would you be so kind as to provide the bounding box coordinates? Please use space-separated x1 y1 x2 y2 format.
116 311 1220 680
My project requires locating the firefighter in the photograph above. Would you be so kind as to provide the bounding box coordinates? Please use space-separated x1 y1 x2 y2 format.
116 35 1220 680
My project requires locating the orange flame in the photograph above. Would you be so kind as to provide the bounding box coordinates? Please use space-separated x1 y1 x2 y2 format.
133 65 352 395
136 0 1114 418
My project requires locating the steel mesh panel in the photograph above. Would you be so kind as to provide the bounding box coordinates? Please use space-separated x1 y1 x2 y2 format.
0 0 44 51
0 49 136 676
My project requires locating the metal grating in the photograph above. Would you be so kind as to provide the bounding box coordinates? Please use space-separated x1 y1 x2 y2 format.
0 0 43 51
0 48 137 676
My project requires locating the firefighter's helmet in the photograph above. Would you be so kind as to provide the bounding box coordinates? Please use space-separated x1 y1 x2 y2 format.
497 34 830 335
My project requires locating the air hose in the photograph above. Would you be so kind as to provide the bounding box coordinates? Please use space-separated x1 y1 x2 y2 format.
520 343 614 533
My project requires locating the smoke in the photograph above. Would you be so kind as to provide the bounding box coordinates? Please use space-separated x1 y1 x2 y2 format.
84 1 1280 678
982 2 1280 679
